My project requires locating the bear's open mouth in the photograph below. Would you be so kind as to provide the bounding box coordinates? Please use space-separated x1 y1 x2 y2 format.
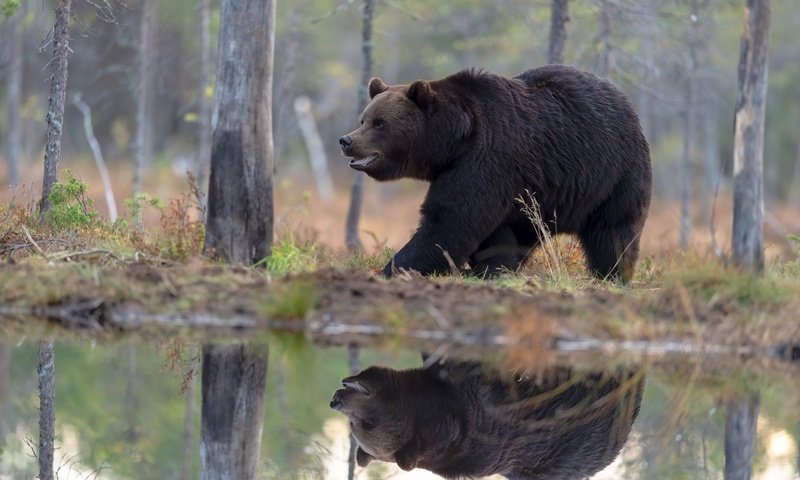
349 154 378 171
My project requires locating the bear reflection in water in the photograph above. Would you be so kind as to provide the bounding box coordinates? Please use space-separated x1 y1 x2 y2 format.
330 360 643 479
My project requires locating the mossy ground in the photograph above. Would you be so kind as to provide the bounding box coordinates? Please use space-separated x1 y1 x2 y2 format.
2 178 800 367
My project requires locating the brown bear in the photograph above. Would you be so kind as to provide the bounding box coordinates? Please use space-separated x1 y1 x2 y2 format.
339 65 652 281
330 361 644 479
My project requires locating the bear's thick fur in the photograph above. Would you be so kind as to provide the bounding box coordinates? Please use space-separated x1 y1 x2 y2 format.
339 65 652 281
330 361 643 479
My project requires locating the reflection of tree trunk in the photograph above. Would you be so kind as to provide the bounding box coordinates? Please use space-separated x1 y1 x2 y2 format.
41 0 73 216
732 0 770 274
196 0 212 209
724 394 759 480
0 343 10 447
200 344 268 480
73 94 118 222
125 345 138 444
38 342 55 480
180 347 198 480
134 0 154 198
345 0 375 252
547 0 569 64
680 0 700 250
347 344 360 480
6 6 22 186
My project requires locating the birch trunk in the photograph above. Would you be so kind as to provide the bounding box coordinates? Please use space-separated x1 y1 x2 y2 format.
732 0 771 273
38 342 55 480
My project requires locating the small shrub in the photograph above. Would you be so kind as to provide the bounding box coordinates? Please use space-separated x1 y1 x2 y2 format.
44 170 98 230
261 238 320 275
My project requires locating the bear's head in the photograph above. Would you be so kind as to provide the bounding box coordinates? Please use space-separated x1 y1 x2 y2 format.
338 77 472 182
329 366 418 469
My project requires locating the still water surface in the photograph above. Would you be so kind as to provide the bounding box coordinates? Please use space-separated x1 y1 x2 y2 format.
0 340 797 479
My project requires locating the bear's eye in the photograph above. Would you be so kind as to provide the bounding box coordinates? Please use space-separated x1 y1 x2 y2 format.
362 419 377 430
373 120 385 130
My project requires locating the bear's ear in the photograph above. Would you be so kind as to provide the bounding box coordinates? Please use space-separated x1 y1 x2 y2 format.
356 447 375 467
407 80 435 112
368 77 389 99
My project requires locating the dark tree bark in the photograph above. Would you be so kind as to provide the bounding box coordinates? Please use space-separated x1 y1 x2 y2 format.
6 5 22 186
134 0 154 197
200 344 268 480
41 0 72 215
732 0 770 273
680 0 701 249
200 1 275 478
344 0 375 252
203 0 275 265
548 0 569 65
38 342 55 480
196 0 212 208
724 394 760 480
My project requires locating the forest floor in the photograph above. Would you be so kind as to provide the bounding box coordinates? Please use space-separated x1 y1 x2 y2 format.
2 174 800 371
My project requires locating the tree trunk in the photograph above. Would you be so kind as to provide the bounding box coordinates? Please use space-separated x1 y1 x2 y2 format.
200 344 268 480
73 94 118 222
134 0 154 198
203 0 275 265
547 0 569 65
595 0 612 78
0 342 10 447
724 394 759 480
788 141 800 206
294 96 334 201
346 344 361 480
701 97 720 220
38 341 55 480
41 0 72 215
6 6 22 186
196 0 212 209
200 1 275 478
274 0 304 168
680 0 701 249
732 0 770 274
180 347 198 480
345 0 375 252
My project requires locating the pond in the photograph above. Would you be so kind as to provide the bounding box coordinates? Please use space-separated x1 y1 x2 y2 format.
0 335 797 480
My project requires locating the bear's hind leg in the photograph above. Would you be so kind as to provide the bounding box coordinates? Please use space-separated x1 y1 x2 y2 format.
469 224 528 278
579 218 642 283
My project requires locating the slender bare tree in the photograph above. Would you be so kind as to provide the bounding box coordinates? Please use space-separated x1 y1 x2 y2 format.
732 0 771 273
134 0 154 198
595 0 612 78
200 0 275 478
344 0 375 252
548 0 569 65
274 0 304 168
6 4 22 186
680 0 701 249
196 0 212 208
41 0 72 214
73 94 118 221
